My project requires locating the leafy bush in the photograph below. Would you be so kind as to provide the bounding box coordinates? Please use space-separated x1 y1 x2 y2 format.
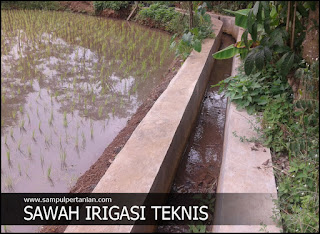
93 1 130 12
213 1 319 231
275 156 319 233
136 2 214 59
213 64 292 114
170 2 214 59
206 1 254 15
136 3 183 33
216 60 319 232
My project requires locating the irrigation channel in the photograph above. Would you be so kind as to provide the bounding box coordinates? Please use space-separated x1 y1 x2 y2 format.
157 33 235 233
1 10 174 233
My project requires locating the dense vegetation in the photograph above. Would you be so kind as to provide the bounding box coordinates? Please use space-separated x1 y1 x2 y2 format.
135 2 214 59
93 1 130 12
136 3 183 33
213 1 319 232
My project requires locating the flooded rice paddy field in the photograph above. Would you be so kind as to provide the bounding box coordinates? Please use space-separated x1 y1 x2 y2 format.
1 10 175 193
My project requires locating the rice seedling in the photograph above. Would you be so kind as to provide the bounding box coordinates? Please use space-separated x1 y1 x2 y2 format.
5 176 13 190
75 134 79 148
40 153 44 168
32 130 36 141
19 119 25 129
27 112 30 124
2 94 5 104
65 132 69 144
44 134 50 146
10 128 13 138
47 165 52 179
12 110 17 119
60 149 67 166
27 145 32 157
17 139 22 152
18 163 22 176
98 105 103 118
4 134 8 146
6 151 11 164
62 111 68 127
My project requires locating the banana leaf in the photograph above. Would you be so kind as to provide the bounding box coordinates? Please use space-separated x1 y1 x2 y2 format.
223 8 250 28
213 44 241 59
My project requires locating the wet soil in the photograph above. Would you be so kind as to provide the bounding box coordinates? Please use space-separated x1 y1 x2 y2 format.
59 1 95 14
157 33 235 233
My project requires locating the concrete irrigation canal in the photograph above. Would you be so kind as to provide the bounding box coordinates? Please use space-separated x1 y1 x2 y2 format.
64 14 280 233
1 8 281 233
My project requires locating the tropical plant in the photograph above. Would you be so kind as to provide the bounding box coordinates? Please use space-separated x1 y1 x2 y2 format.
170 2 214 59
213 1 315 77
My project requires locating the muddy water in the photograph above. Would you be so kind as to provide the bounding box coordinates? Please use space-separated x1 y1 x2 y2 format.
1 9 174 233
157 33 235 233
1 9 174 231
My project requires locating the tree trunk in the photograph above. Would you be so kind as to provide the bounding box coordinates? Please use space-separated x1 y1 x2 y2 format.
286 1 291 32
189 1 193 30
290 2 297 49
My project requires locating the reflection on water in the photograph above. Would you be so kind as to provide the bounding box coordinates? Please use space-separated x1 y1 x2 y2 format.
1 9 174 195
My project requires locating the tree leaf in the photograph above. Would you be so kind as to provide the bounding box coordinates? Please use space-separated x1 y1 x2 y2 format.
280 52 294 76
270 5 277 18
247 9 254 34
264 46 272 62
251 22 258 41
253 1 260 16
264 18 271 34
244 51 255 75
297 2 308 17
182 32 193 44
193 39 202 52
223 9 250 28
257 96 269 105
255 49 265 70
241 29 249 48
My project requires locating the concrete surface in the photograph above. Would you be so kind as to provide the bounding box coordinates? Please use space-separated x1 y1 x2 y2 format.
65 16 224 233
210 14 282 233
